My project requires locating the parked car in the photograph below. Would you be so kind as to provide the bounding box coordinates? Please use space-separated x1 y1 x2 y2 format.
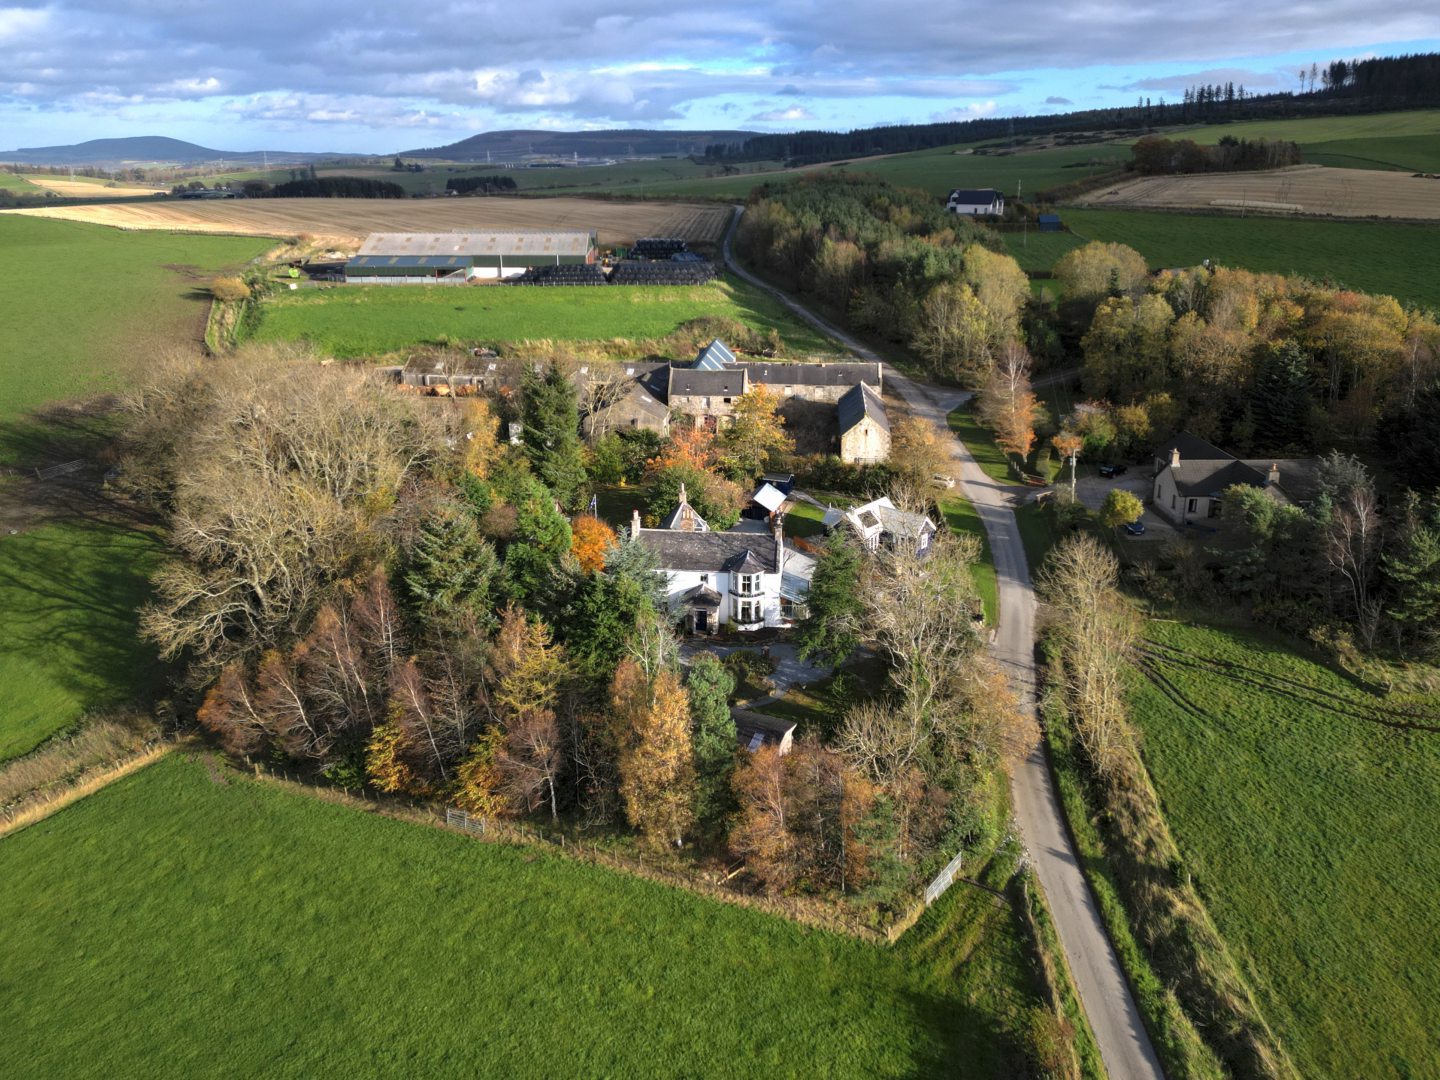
930 473 956 489
1123 520 1146 536
1098 463 1128 478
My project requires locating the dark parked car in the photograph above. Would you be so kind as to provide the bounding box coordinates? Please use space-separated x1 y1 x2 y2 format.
1123 520 1146 536
1098 463 1128 478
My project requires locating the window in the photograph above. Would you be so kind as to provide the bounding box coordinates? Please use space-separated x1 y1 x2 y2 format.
1187 498 1198 514
737 600 761 625
699 573 709 586
1171 495 1177 510
734 573 760 597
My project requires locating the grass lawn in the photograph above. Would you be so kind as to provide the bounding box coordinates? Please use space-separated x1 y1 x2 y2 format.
782 498 829 538
1014 500 1064 573
0 521 163 761
248 277 839 359
0 753 1045 1078
0 217 270 442
1127 619 1440 1078
1063 209 1440 311
938 494 999 623
947 406 1017 485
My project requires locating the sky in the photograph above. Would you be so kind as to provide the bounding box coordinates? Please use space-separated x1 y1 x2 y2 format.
1 1 1438 153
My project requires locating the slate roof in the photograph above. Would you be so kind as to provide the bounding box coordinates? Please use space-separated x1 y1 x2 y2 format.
636 529 778 573
617 382 670 422
1157 433 1268 496
694 339 737 369
845 496 935 541
947 188 1004 204
837 381 888 436
679 583 723 608
668 367 747 398
358 231 594 257
733 361 883 388
732 709 797 752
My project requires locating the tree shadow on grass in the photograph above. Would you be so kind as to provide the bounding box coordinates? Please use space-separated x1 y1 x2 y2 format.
0 404 168 722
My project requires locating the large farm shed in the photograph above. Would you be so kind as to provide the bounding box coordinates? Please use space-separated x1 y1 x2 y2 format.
346 230 597 283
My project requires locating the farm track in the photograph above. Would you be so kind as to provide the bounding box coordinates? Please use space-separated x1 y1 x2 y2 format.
1 197 733 248
720 206 1165 1080
1080 164 1440 219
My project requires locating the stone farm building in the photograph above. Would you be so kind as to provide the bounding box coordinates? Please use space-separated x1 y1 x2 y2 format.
946 188 1005 216
346 230 597 283
837 382 890 464
630 488 815 634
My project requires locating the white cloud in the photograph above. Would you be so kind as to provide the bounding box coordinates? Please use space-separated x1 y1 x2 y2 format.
748 105 814 123
931 101 997 121
0 6 49 42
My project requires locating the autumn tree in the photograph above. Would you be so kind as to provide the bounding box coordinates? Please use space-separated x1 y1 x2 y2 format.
488 605 569 820
570 513 617 574
1052 431 1083 498
977 345 1039 473
1036 535 1138 778
719 383 794 480
645 462 745 530
1054 241 1148 305
889 415 951 493
609 659 696 847
137 353 446 675
459 397 502 479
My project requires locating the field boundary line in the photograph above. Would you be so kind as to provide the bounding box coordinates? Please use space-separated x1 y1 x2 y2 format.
245 761 944 945
0 744 171 840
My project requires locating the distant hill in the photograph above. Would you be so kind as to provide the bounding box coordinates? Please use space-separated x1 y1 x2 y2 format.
400 129 759 162
0 137 347 166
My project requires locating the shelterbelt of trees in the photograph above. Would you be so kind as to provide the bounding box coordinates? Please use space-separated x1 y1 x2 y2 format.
706 52 1440 166
121 345 1023 912
737 176 1042 382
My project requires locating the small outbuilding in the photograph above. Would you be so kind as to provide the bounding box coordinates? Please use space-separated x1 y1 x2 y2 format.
732 709 797 754
837 382 890 464
1037 214 1062 232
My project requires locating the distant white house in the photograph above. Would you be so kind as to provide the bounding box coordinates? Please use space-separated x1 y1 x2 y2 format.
1151 433 1318 526
630 489 814 634
946 188 1005 216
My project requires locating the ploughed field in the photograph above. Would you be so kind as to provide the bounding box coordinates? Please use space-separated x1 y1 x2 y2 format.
0 753 1040 1078
4 196 733 249
1127 619 1440 1079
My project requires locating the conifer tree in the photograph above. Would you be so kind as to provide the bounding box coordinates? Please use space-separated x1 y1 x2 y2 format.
521 363 588 509
404 504 499 629
686 654 737 834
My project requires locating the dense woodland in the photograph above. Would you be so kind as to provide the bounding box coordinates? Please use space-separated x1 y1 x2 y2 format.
263 176 407 198
122 346 1019 909
1129 135 1302 175
706 53 1440 167
445 174 520 195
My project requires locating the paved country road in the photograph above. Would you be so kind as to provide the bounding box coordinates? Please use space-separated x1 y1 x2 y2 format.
723 207 1166 1080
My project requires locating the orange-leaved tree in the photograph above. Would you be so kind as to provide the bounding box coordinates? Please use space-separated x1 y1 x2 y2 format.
571 513 617 574
609 659 696 847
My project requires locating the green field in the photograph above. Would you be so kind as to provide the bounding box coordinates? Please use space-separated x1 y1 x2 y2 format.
1174 109 1440 172
249 277 840 358
0 753 1045 1077
0 522 162 761
1128 619 1440 1078
0 173 45 193
1064 209 1440 310
0 216 270 436
1000 228 1086 273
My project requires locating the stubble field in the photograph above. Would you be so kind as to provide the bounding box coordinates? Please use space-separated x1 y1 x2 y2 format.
5 196 733 248
1078 165 1440 219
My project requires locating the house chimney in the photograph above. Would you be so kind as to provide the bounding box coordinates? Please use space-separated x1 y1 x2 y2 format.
631 508 641 538
1170 447 1181 468
773 513 785 577
677 481 688 505
1268 462 1280 486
